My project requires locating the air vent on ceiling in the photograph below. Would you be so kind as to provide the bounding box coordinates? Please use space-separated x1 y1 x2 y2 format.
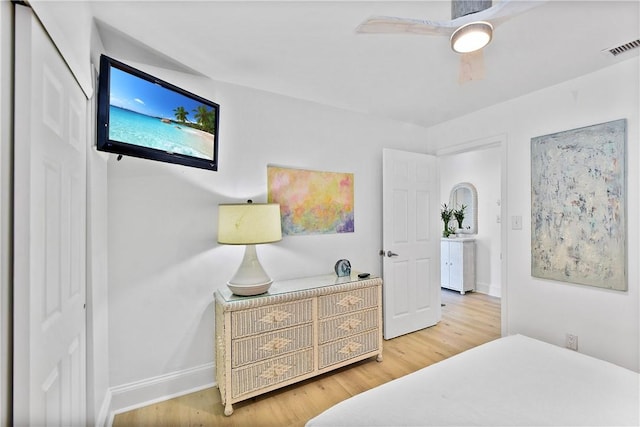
604 39 640 57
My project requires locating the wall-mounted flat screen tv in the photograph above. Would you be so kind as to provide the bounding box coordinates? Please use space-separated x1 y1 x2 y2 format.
97 55 219 171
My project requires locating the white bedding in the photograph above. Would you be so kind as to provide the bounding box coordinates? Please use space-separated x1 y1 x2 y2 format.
306 334 639 426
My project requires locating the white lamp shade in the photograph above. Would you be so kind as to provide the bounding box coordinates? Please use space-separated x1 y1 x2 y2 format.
218 203 282 245
218 202 282 296
451 21 493 53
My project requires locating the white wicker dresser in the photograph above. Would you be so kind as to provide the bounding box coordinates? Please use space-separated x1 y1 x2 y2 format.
214 273 383 416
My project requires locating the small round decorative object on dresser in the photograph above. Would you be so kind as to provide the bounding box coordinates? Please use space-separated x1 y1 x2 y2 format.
334 259 351 277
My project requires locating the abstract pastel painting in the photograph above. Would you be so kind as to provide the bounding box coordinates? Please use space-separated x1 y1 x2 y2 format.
267 166 354 235
531 119 627 290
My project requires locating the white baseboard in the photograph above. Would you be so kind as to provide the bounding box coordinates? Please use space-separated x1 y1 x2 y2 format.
475 282 501 298
107 362 215 425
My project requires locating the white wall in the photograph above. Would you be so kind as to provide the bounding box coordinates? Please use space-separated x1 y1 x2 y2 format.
439 145 502 296
0 2 12 425
428 57 640 372
106 64 431 410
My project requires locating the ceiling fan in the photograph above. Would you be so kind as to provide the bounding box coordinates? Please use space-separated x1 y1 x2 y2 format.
356 0 546 83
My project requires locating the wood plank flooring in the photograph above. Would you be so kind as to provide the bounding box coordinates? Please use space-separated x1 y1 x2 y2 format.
113 289 501 427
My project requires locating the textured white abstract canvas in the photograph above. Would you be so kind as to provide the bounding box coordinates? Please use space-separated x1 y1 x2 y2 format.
531 119 627 290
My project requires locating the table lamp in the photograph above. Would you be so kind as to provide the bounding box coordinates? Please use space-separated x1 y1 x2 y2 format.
217 201 282 296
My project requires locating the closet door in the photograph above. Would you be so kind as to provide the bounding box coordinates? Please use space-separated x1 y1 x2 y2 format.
13 5 88 425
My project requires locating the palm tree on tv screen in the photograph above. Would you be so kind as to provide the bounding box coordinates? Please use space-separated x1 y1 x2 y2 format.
193 105 215 134
173 106 188 123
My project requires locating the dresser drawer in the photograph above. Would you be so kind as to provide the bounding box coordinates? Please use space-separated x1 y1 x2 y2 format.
232 323 313 368
231 349 314 399
318 308 379 344
318 286 378 318
318 329 379 369
231 299 313 339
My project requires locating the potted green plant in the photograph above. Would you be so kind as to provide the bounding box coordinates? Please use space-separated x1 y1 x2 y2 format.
441 203 454 237
453 204 467 230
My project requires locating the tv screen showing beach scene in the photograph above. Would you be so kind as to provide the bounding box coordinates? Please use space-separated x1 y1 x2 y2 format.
97 55 219 171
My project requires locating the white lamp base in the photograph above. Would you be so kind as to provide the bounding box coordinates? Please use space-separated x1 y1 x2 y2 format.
227 244 273 296
227 281 272 296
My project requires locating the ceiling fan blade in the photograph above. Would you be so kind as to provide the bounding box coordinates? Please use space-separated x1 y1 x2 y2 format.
357 1 547 83
452 0 548 28
356 16 456 36
458 50 485 84
356 1 547 36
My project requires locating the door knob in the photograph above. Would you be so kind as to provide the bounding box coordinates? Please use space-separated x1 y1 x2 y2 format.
387 251 399 257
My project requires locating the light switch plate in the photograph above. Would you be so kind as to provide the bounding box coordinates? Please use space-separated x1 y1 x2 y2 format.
511 215 523 230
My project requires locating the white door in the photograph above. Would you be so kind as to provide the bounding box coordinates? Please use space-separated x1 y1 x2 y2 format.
13 5 88 426
382 149 440 339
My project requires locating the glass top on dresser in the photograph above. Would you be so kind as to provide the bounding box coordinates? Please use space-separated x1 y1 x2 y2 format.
216 272 377 303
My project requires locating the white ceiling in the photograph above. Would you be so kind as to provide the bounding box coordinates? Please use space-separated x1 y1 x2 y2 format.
89 0 640 129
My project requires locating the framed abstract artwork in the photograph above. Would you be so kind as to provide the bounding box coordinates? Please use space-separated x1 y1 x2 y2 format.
531 119 627 291
267 165 354 236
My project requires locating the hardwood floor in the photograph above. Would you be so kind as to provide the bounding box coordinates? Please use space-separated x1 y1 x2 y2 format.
113 289 501 427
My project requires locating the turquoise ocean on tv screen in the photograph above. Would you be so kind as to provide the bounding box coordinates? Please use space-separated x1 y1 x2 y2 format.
109 106 211 160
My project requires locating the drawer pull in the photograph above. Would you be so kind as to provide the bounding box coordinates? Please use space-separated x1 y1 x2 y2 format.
260 363 292 380
337 295 363 308
260 337 292 352
338 341 362 355
259 310 292 324
338 318 362 331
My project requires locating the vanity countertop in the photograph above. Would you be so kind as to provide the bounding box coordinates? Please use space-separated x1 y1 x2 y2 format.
441 236 476 242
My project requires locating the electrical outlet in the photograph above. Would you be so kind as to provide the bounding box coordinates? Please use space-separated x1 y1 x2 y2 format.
566 334 578 351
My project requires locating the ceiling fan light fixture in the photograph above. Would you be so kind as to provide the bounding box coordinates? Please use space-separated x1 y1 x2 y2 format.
450 21 493 53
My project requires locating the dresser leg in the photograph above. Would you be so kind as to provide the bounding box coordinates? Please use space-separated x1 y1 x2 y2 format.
224 403 234 416
376 353 383 362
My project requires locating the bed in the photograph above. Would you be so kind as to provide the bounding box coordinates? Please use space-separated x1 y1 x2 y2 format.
306 334 639 426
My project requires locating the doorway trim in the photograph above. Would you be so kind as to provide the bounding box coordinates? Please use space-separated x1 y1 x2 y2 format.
436 133 508 336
